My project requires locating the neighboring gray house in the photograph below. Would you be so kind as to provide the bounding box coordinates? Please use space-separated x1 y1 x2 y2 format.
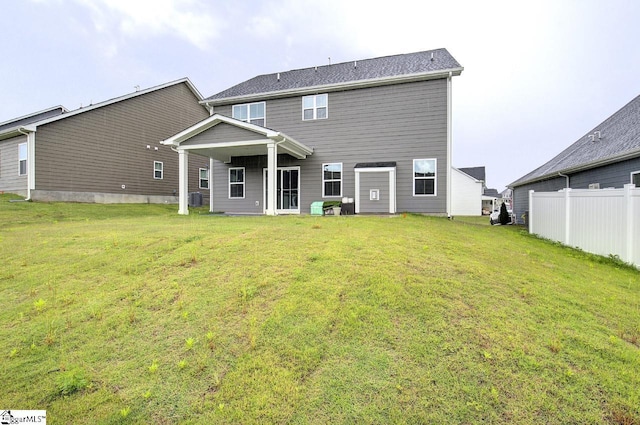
510 94 640 223
0 79 209 202
162 49 464 215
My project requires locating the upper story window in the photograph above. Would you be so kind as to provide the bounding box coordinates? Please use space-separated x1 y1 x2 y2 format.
229 167 245 199
199 168 209 189
302 94 328 121
154 161 163 179
322 163 342 197
18 143 27 176
413 158 437 196
632 171 640 186
232 102 265 126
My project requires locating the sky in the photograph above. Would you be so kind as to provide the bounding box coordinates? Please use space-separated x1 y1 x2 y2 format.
2 0 640 191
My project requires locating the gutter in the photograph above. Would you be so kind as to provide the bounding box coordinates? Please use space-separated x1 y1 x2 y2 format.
558 172 570 188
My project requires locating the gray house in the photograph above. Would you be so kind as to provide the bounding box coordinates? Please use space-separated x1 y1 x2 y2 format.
162 49 464 215
0 79 209 202
510 94 640 223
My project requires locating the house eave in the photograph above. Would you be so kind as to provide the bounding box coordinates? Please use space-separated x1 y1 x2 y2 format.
201 67 464 106
509 148 640 188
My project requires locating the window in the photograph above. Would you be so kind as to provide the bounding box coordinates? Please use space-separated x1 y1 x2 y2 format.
229 167 245 198
413 159 437 196
632 171 640 186
18 143 27 176
199 168 209 189
322 163 342 197
232 102 265 126
154 161 163 179
303 94 328 120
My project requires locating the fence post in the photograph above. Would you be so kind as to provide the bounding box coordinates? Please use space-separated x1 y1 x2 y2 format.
625 184 634 265
528 190 534 234
564 188 571 245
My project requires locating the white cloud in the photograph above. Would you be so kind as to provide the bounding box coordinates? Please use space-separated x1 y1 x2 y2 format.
74 0 223 50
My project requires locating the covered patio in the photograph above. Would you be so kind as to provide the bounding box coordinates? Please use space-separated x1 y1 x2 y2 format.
161 114 313 215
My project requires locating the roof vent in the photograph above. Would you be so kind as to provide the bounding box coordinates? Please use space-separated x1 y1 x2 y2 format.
328 57 331 65
589 134 595 142
354 61 357 68
314 66 317 72
430 52 434 61
277 72 280 81
594 130 601 140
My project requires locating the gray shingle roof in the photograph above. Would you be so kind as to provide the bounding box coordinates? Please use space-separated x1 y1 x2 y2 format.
459 166 486 182
0 106 66 133
511 94 640 187
204 48 462 102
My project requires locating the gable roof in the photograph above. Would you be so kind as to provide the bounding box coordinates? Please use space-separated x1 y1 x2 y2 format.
459 166 486 182
510 93 640 187
203 48 462 105
0 78 204 140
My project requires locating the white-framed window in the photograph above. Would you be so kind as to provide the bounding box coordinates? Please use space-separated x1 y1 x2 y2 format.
18 143 27 176
199 168 209 189
229 167 245 199
322 163 342 197
413 158 437 196
302 94 328 121
631 170 640 186
154 161 163 179
232 102 265 126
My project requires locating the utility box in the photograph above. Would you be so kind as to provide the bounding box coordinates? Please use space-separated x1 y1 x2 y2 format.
310 201 324 216
188 192 203 207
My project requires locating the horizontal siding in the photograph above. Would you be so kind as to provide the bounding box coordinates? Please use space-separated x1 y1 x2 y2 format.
0 135 28 193
211 79 448 213
35 83 209 197
359 172 390 213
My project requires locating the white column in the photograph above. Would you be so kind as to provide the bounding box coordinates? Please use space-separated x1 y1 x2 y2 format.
178 149 189 215
266 143 277 215
528 190 534 234
564 188 571 245
624 183 634 265
209 157 214 213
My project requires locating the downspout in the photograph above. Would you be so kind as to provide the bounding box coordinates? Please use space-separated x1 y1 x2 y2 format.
558 172 570 188
446 71 453 218
17 127 34 200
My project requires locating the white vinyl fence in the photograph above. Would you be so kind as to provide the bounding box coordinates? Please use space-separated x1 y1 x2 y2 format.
529 184 639 268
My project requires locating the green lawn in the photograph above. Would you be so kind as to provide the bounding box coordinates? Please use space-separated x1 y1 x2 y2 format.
1 194 638 424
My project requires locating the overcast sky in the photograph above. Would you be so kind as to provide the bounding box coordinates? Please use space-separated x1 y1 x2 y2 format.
2 0 639 190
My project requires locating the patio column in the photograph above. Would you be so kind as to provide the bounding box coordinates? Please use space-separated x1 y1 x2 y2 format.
266 142 278 215
209 157 214 213
178 149 189 215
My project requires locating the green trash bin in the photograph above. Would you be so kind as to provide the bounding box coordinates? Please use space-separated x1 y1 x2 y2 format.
310 201 324 216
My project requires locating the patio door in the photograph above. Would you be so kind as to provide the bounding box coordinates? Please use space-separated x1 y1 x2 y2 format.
263 167 300 213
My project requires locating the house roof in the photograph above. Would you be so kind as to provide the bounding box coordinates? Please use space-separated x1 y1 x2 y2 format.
458 166 486 182
0 106 67 141
484 188 500 197
0 78 204 140
453 167 482 183
510 93 640 187
203 48 463 104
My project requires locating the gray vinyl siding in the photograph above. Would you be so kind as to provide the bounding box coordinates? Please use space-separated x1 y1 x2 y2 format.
358 172 390 213
211 79 448 213
182 123 262 146
0 134 28 194
512 156 640 224
34 82 209 197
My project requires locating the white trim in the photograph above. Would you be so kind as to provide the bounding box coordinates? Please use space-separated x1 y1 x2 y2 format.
232 101 266 126
446 73 452 216
354 166 396 214
153 161 163 179
262 166 301 214
209 158 214 213
631 170 640 185
228 167 245 199
302 94 328 121
202 67 464 106
199 167 209 189
18 142 27 176
0 105 67 128
322 162 342 197
178 151 189 215
413 158 437 196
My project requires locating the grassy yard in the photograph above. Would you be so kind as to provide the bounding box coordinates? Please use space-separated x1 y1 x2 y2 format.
1 194 638 424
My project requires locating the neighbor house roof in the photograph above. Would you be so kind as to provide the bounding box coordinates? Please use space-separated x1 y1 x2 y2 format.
0 78 204 140
459 166 486 182
510 93 640 187
203 48 463 105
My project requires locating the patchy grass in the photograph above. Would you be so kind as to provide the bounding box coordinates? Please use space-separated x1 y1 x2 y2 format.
0 195 638 424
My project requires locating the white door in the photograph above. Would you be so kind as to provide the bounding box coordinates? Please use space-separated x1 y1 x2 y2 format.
263 167 301 214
